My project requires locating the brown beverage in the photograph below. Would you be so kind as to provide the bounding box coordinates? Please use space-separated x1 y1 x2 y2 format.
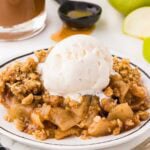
0 0 45 27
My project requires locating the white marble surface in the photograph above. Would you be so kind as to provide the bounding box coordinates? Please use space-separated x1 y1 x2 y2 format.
0 0 149 150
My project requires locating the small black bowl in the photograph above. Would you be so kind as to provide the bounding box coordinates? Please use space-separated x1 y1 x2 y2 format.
58 1 102 28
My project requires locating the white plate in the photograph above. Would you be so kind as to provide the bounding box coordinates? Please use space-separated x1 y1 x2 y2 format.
0 52 149 150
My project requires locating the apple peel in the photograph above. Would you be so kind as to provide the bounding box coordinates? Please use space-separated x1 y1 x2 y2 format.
123 7 150 39
143 38 150 63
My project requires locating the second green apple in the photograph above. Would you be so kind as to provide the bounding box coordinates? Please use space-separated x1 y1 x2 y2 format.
109 0 150 15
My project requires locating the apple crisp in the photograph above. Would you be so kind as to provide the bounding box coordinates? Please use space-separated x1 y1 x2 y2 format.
0 50 149 140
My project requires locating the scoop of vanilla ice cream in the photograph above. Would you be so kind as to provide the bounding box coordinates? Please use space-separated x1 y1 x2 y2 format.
40 35 112 101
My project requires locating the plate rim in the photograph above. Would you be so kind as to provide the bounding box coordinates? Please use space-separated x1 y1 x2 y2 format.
0 51 149 150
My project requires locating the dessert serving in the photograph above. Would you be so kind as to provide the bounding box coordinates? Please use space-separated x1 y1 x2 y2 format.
0 35 149 140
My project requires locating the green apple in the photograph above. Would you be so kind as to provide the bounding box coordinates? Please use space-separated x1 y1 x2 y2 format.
143 38 150 63
109 0 150 15
123 7 150 39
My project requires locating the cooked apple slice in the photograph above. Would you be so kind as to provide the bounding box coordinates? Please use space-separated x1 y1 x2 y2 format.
123 7 150 39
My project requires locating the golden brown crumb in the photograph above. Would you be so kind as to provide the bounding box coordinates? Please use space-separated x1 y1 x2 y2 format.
4 114 13 122
35 49 49 63
101 98 117 112
39 104 51 120
42 91 50 103
14 118 26 131
22 94 34 105
113 127 121 135
21 58 37 72
32 129 49 140
93 116 101 123
116 119 123 128
136 111 149 121
31 111 44 128
0 80 5 94
113 57 141 84
80 130 90 139
104 87 113 97
35 48 52 63
49 95 64 107
132 114 141 125
130 84 147 98
124 119 135 130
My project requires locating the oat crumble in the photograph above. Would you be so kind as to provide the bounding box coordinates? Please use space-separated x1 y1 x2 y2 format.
0 50 149 140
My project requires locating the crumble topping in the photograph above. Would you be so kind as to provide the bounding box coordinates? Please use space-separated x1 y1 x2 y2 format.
0 50 149 140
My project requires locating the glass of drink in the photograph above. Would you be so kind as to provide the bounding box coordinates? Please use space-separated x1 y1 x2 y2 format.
0 0 46 41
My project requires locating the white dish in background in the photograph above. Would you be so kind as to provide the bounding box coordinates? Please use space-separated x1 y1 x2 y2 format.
0 52 149 150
